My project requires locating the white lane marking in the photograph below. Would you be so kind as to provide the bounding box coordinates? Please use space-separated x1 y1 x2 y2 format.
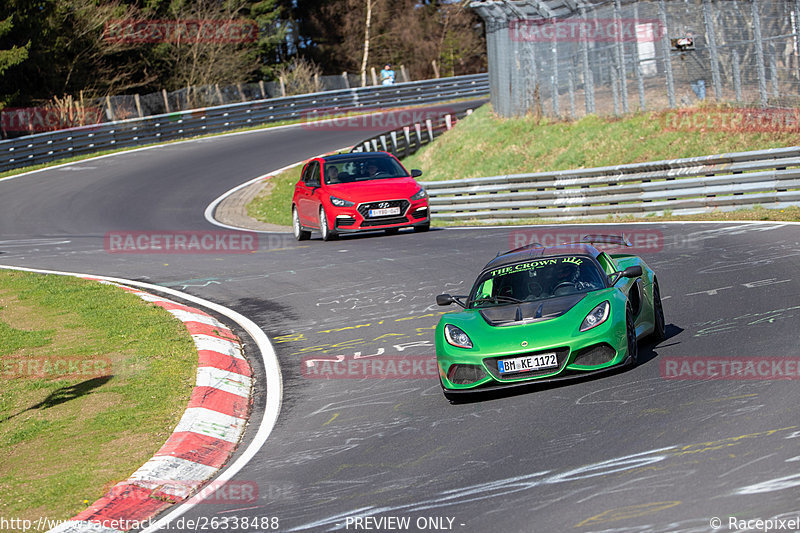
0 264 281 533
0 239 72 246
203 145 353 233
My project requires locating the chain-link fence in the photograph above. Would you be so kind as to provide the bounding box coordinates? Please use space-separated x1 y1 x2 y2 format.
471 0 800 118
103 73 381 121
1 71 397 137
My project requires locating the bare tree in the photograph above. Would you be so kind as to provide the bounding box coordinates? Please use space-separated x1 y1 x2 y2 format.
360 0 373 86
275 56 322 95
161 0 260 92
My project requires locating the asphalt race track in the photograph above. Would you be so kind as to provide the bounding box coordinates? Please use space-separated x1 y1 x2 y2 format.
2 116 800 533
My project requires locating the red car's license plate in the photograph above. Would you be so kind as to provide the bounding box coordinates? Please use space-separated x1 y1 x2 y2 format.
369 207 401 217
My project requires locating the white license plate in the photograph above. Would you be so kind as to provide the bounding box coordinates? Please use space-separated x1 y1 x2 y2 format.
369 207 401 217
498 353 558 373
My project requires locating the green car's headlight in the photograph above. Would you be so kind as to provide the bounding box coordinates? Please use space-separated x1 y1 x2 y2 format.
444 324 473 349
580 301 610 332
330 196 355 207
410 188 427 201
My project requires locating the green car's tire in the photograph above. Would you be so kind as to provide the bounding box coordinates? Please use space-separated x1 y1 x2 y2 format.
626 304 638 366
651 281 666 342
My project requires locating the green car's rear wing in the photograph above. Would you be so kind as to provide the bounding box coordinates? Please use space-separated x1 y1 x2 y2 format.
579 234 632 247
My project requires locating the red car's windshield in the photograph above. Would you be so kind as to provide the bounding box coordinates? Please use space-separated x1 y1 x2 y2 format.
323 156 410 184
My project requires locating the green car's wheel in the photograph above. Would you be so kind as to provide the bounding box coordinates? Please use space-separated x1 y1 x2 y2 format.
319 207 337 241
626 304 638 366
292 207 310 241
651 281 666 342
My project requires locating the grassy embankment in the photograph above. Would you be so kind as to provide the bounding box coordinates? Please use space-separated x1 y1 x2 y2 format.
0 100 479 182
247 104 800 226
0 271 197 523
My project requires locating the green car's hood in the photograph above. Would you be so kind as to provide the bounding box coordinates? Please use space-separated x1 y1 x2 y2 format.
478 293 587 326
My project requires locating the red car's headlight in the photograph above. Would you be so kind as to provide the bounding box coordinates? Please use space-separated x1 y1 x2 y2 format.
410 188 427 201
330 196 355 207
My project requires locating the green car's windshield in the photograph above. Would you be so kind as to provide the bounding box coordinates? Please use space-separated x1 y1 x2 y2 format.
469 256 607 308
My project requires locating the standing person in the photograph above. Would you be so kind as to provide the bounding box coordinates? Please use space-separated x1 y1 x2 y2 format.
680 31 708 101
380 64 396 85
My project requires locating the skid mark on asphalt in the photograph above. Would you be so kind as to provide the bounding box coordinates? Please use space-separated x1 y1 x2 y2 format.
284 425 800 532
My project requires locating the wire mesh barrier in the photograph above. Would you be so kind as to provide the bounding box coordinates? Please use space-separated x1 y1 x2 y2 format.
0 74 489 174
101 74 368 122
470 0 800 118
0 73 408 138
420 147 800 221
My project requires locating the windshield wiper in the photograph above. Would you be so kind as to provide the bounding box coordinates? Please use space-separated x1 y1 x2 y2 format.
471 295 524 306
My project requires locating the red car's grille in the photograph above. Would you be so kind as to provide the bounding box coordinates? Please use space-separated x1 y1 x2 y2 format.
357 200 410 220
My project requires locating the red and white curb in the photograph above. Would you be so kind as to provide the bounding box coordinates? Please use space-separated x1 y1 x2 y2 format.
45 280 254 533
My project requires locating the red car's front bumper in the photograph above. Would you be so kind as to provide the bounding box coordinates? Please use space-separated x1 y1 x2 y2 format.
330 198 430 232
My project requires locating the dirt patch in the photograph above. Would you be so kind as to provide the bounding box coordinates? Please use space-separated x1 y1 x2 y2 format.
214 178 292 232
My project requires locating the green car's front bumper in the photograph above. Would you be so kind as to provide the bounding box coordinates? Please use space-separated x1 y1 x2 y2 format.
435 291 631 393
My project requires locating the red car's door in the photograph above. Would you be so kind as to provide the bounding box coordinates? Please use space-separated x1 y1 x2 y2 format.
296 161 322 227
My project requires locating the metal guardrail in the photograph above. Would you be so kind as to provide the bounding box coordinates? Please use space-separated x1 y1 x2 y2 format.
420 146 800 220
0 74 489 174
350 108 475 158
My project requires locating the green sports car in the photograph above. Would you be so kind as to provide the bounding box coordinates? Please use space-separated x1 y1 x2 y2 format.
435 235 665 400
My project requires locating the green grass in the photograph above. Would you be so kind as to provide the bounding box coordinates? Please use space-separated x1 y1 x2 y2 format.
0 271 197 522
402 104 800 181
246 166 306 227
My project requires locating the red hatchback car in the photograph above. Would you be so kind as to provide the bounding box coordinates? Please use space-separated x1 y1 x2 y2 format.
292 152 430 241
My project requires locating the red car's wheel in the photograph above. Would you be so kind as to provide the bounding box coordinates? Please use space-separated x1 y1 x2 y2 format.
319 207 337 241
293 207 310 241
